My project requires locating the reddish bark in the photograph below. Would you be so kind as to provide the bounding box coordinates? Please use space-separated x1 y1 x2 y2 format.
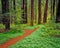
31 0 34 26
38 0 41 24
43 0 48 23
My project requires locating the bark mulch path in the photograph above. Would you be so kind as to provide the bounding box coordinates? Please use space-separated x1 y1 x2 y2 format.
0 27 39 48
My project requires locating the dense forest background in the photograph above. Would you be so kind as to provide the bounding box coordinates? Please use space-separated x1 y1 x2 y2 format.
0 0 60 30
0 0 60 48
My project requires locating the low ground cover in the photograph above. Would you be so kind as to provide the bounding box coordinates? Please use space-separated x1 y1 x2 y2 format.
0 29 24 44
9 25 60 48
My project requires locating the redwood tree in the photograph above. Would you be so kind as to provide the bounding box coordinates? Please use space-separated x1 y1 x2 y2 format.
31 0 34 26
38 0 41 24
43 0 48 23
22 0 27 24
1 0 10 30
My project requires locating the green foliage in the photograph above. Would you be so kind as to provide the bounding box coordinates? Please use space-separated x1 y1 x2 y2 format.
25 25 39 30
9 25 60 48
0 29 24 44
9 0 23 24
0 24 5 29
0 0 60 48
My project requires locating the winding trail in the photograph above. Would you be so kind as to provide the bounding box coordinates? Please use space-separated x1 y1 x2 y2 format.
0 27 39 48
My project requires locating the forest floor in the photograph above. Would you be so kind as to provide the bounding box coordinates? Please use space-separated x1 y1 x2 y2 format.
0 26 39 48
0 25 60 48
9 25 60 48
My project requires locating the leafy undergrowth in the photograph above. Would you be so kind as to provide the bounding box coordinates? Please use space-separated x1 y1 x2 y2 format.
0 24 39 44
9 25 60 48
25 25 39 30
49 30 60 35
0 24 4 29
0 29 24 44
10 24 38 30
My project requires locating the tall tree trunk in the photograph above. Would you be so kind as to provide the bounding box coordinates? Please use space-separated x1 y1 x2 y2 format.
51 0 56 20
22 0 27 24
13 0 16 24
51 0 53 19
38 0 41 24
1 0 10 30
56 0 60 23
53 0 55 16
31 0 34 26
13 0 16 10
43 0 48 23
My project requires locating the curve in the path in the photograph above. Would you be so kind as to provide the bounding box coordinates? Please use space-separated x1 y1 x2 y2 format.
0 27 39 48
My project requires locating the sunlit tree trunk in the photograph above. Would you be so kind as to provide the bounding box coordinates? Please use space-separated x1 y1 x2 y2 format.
43 0 48 23
31 0 34 26
22 0 27 24
1 0 10 30
38 0 41 24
